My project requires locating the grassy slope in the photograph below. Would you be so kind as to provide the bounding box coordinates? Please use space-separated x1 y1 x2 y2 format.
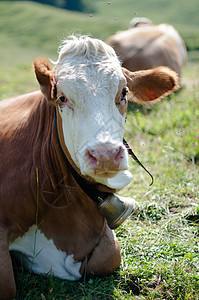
0 1 123 64
95 0 199 50
0 0 199 65
95 0 199 28
0 1 198 299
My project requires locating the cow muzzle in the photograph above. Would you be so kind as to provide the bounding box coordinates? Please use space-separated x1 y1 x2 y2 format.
84 142 128 177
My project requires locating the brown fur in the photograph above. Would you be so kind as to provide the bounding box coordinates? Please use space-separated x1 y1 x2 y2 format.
0 90 120 298
106 24 187 79
122 66 179 104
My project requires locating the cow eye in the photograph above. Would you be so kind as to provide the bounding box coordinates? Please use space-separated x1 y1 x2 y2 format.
57 94 73 110
116 87 128 106
122 87 128 98
119 87 128 104
59 96 67 103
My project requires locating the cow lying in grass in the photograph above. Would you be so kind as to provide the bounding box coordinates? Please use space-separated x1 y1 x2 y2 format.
0 35 178 299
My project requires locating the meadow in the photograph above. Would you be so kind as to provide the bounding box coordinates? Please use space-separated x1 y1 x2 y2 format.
0 1 198 299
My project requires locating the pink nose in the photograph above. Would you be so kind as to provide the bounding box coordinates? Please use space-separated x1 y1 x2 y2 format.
85 143 124 175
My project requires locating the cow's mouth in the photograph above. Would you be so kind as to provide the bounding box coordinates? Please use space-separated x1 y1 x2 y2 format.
93 170 119 178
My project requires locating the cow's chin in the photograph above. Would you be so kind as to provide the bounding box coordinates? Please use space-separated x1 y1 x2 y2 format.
89 170 133 190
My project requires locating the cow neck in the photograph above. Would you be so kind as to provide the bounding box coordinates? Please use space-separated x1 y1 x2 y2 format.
53 106 110 204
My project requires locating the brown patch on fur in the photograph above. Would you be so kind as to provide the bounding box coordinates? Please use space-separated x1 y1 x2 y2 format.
81 222 121 276
34 57 55 102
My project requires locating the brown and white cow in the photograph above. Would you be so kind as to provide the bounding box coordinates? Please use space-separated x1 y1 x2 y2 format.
0 36 178 299
106 18 187 79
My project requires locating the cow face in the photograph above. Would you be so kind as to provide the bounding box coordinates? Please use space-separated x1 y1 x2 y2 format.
54 49 129 182
34 36 179 188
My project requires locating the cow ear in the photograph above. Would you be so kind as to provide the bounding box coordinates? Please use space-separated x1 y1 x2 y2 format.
122 67 179 104
34 57 55 102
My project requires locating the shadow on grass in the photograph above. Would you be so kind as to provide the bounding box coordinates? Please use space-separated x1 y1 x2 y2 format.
12 257 122 299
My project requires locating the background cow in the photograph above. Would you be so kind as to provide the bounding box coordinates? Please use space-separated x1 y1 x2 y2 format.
106 18 187 80
0 36 178 299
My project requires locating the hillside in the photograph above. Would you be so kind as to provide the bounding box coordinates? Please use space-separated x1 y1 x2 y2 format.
0 1 122 65
0 0 198 67
95 0 199 29
96 0 199 50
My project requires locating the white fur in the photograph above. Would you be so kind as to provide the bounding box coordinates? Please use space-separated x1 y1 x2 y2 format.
106 170 132 189
92 170 133 190
54 36 130 188
9 226 82 281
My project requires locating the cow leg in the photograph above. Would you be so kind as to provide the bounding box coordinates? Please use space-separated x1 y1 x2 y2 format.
0 228 16 300
81 222 121 276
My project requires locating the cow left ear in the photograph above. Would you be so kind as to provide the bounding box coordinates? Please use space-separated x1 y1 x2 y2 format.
34 57 55 102
122 67 179 104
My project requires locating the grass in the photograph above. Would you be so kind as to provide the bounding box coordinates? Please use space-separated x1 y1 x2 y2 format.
0 1 198 299
0 0 199 65
95 0 199 51
95 0 199 27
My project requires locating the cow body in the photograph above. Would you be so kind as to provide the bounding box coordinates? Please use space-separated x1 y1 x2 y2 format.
106 20 187 78
0 36 178 299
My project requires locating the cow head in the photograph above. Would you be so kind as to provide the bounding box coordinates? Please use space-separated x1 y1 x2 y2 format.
34 36 178 189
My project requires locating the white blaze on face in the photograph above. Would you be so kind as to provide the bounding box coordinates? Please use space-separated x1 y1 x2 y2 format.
54 37 131 188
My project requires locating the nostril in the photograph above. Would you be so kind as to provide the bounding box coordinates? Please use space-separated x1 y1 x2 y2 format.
114 146 124 164
85 149 98 166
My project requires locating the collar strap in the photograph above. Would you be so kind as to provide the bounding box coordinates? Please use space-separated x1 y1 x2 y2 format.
53 106 109 203
123 138 154 186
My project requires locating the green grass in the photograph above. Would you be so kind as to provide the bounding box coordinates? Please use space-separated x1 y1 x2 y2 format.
95 0 199 50
0 1 199 299
0 0 199 66
95 0 199 26
0 1 123 62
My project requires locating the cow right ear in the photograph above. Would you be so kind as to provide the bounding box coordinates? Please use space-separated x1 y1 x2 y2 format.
34 57 55 102
122 67 179 104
